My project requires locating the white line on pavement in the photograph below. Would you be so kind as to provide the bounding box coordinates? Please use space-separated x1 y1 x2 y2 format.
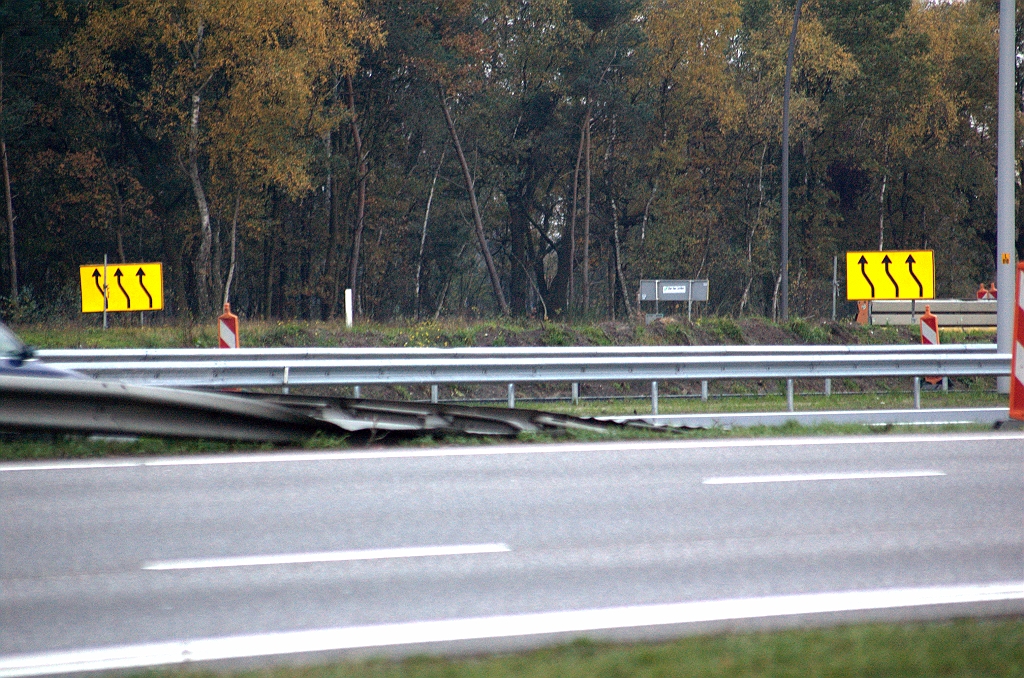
142 543 510 570
703 470 946 485
2 581 1022 677
2 432 1023 472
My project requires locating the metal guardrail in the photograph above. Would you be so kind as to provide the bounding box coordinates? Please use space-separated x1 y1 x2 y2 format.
39 352 1009 389
36 343 998 363
0 375 613 441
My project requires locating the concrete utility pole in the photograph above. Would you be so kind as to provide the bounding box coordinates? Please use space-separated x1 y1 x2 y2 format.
780 0 803 322
997 0 1016 393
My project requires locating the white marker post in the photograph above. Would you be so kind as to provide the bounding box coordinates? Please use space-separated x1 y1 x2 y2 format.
345 288 354 328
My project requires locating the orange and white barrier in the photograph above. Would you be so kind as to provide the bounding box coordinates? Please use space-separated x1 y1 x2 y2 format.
919 305 938 346
1010 264 1024 420
919 305 942 386
218 303 240 349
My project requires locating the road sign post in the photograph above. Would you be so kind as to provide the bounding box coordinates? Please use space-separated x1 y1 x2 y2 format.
846 250 935 301
81 262 163 315
102 254 108 329
639 279 709 322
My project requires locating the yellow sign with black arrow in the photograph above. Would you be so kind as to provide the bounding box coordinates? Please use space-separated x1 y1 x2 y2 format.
846 250 934 301
80 262 164 313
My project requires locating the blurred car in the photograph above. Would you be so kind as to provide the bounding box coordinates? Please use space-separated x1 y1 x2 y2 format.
0 322 84 378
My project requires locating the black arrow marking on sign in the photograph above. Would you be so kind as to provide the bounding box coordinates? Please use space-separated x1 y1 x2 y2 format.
91 269 106 301
113 268 130 309
858 255 875 297
881 255 899 297
905 254 923 296
135 268 153 308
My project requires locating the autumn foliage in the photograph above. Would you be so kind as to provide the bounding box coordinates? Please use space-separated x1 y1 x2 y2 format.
0 0 1012 321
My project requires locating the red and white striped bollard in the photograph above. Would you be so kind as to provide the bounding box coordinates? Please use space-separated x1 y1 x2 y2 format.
218 303 239 349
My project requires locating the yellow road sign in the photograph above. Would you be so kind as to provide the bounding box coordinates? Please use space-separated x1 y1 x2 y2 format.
80 262 164 312
846 250 934 301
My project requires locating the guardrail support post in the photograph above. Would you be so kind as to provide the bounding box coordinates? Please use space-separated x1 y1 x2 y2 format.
431 384 439 404
507 383 515 408
701 380 708 401
824 378 831 397
572 382 579 405
353 385 361 399
913 377 921 409
942 377 948 393
651 381 659 415
786 379 794 412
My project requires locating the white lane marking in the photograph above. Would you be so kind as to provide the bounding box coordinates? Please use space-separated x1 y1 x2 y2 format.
2 581 1022 677
143 543 510 571
2 432 1023 472
703 470 945 485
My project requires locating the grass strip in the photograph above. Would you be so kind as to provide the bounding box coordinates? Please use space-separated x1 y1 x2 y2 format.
1 419 999 462
516 391 1006 417
132 619 1024 678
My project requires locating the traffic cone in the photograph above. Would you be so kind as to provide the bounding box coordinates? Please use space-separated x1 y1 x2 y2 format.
978 283 989 300
218 303 240 349
989 282 998 300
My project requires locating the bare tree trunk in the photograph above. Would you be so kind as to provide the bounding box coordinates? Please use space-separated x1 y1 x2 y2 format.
611 197 633 317
415 149 444 319
740 143 768 315
346 75 367 310
1 138 15 299
771 270 782 322
184 21 212 316
324 129 345 319
568 109 587 313
439 89 510 315
0 44 17 299
582 109 592 312
187 90 213 316
223 191 239 306
877 172 887 251
607 247 614 320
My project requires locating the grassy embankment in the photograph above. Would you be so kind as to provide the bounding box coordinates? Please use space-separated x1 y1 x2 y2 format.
131 619 1024 678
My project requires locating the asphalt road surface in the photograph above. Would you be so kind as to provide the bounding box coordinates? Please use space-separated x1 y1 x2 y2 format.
2 432 1023 675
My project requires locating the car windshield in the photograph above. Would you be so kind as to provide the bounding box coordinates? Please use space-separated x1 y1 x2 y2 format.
0 323 25 357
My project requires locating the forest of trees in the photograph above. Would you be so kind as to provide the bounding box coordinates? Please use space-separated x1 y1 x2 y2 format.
0 0 1019 322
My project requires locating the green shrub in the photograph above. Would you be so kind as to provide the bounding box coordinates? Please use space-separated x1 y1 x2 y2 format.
579 325 612 346
542 324 573 346
787 318 829 344
701 317 745 344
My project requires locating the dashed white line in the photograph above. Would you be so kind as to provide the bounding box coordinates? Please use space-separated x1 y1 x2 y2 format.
2 581 1021 677
703 470 946 485
143 543 510 571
